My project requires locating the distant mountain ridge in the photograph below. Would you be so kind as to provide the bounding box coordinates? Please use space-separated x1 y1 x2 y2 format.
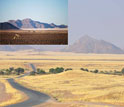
0 22 19 30
62 35 124 54
8 18 67 29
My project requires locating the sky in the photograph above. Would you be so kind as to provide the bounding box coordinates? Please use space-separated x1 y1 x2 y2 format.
69 0 124 48
0 0 68 25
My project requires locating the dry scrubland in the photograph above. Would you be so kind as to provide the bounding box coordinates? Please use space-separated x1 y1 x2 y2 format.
17 70 124 106
0 50 124 106
0 79 25 106
0 29 68 44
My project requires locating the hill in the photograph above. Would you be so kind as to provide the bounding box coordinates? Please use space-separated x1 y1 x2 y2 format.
0 45 34 51
62 35 124 54
0 22 19 30
8 18 67 29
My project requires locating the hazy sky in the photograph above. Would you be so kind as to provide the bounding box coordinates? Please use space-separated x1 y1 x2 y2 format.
0 0 68 25
69 0 124 48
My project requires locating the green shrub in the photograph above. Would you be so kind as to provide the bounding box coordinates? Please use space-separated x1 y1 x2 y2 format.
15 68 25 75
94 69 99 73
65 68 73 71
49 67 64 74
49 68 55 73
37 69 46 74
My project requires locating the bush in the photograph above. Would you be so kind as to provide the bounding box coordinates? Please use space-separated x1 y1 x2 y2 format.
4 69 12 75
0 71 4 75
49 67 64 74
56 67 64 73
80 68 89 72
49 68 55 73
94 69 99 73
80 68 85 71
37 69 46 74
15 68 25 75
65 68 73 71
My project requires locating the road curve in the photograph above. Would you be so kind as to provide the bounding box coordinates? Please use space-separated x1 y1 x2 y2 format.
5 64 50 107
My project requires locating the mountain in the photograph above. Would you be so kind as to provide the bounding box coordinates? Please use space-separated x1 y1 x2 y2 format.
0 45 34 51
0 22 19 30
62 35 124 54
8 18 67 29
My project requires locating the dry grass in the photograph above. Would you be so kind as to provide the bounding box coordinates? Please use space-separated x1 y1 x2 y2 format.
0 29 68 44
17 70 124 106
0 51 124 106
0 79 25 106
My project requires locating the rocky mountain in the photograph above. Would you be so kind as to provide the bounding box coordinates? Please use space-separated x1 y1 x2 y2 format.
0 22 19 30
0 45 34 51
62 35 124 54
8 18 67 29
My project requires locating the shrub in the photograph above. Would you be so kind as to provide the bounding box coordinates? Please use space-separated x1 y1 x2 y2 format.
0 71 4 75
55 67 64 73
80 68 85 71
85 69 89 72
49 67 64 74
5 69 12 75
94 69 99 73
15 68 25 75
37 69 46 74
49 68 55 73
65 68 73 71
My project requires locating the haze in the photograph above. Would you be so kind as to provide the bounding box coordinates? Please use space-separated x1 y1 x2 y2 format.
69 0 124 48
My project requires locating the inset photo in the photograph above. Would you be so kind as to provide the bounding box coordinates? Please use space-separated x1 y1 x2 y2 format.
0 0 68 45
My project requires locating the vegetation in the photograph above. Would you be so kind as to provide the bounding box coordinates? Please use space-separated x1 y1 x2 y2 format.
0 80 24 106
49 67 64 74
0 67 25 75
16 70 124 106
37 68 46 74
65 68 73 71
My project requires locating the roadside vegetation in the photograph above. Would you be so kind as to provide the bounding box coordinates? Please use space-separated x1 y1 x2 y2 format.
80 67 124 76
0 67 25 75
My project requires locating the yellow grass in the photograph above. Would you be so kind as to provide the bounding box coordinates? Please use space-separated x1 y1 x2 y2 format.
0 51 124 106
17 70 124 106
0 79 24 106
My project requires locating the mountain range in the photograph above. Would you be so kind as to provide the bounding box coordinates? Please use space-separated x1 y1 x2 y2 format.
7 18 67 29
0 36 123 54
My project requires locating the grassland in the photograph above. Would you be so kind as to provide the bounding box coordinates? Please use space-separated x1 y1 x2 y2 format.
0 51 124 106
0 29 68 44
0 79 26 106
